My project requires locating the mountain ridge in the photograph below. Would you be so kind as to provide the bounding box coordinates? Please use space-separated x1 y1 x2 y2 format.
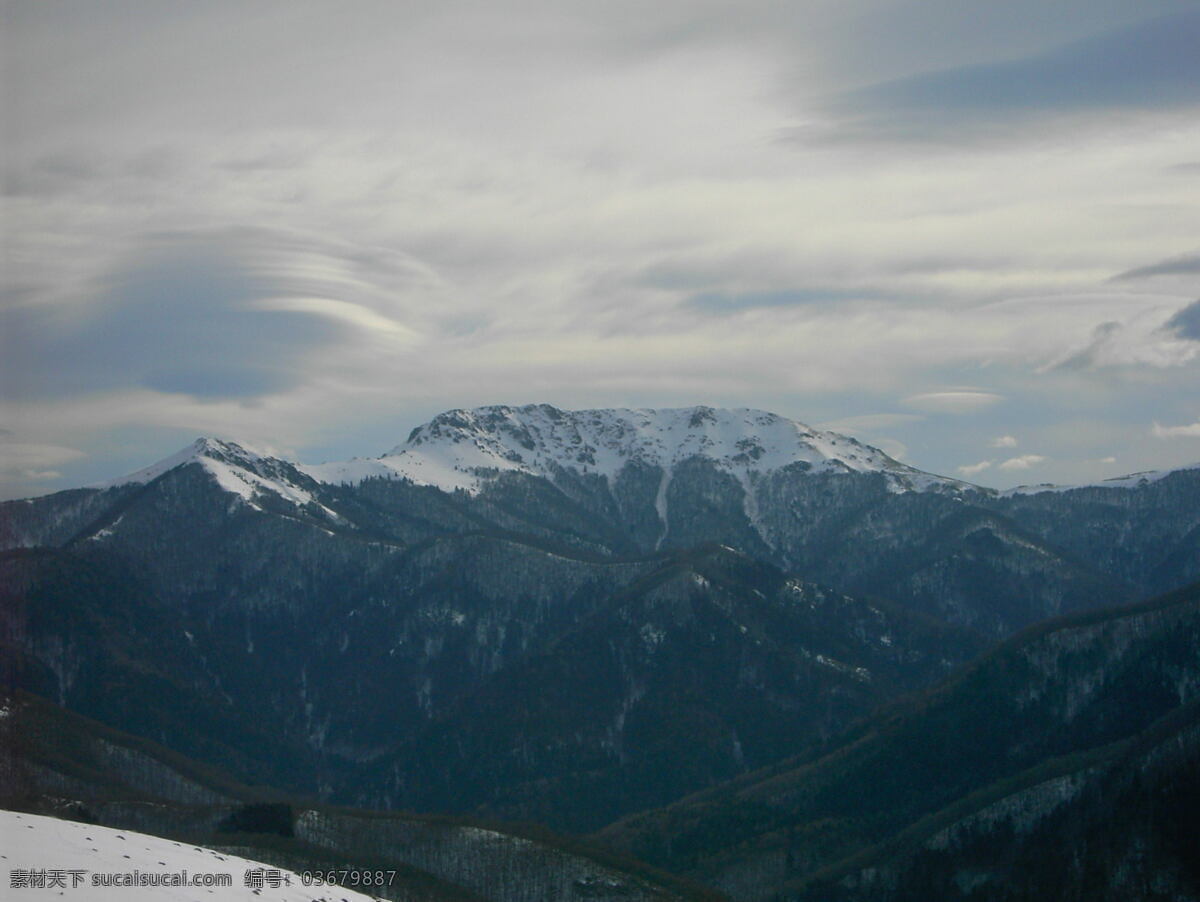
79 405 1200 507
305 404 971 496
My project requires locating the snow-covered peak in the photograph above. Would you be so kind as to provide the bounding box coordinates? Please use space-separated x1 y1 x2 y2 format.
1 809 378 901
97 438 257 488
1001 461 1200 496
306 404 965 495
95 438 332 515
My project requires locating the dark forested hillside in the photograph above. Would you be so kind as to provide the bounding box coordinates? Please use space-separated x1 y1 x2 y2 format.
597 581 1200 901
0 690 722 902
2 406 1197 899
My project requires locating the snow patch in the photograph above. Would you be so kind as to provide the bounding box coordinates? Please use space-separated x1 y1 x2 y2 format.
94 438 344 522
0 809 378 901
1002 461 1200 496
653 466 672 551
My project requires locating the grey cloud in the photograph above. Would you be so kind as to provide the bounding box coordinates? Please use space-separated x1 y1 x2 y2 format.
4 146 181 198
685 288 872 315
820 11 1200 142
901 391 1004 414
2 235 347 401
1111 253 1200 281
219 147 309 172
3 150 104 197
1162 300 1200 342
1050 321 1122 371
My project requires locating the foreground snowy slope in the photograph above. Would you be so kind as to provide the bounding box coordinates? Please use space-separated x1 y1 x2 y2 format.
0 810 378 901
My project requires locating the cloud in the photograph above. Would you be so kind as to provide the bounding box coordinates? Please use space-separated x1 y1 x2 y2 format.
1047 312 1200 372
999 454 1047 470
0 442 85 487
1161 299 1200 342
823 10 1200 142
0 442 85 469
0 231 414 402
957 460 993 476
818 413 924 432
902 391 1003 414
1152 420 1200 439
990 435 1018 448
3 2 1199 499
1111 253 1200 281
685 288 872 315
251 297 420 342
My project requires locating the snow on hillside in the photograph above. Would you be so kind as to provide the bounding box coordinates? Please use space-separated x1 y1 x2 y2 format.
1002 461 1200 496
304 404 966 495
95 439 340 518
0 809 378 901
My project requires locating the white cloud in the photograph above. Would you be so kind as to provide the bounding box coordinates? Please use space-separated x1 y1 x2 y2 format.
872 438 910 462
999 454 1047 470
251 296 422 343
990 435 1018 448
1153 420 1200 438
957 460 993 476
20 469 63 481
0 442 85 493
1042 310 1200 373
2 3 1199 498
818 413 924 432
902 391 1004 414
0 442 85 470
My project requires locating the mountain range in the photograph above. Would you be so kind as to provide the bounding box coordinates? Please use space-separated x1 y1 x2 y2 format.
3 404 1198 900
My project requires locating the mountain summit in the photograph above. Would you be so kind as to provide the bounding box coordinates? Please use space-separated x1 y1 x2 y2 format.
98 436 334 516
305 404 964 494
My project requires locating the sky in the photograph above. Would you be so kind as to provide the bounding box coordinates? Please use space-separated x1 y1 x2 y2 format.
2 0 1199 498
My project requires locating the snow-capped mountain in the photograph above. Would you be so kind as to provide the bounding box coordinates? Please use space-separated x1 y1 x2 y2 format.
91 407 1198 504
1002 461 1200 495
303 404 966 494
97 437 340 519
4 403 1199 852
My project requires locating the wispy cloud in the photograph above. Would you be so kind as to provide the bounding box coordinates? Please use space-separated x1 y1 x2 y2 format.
3 2 1199 498
1046 309 1200 372
818 413 924 432
999 454 1047 470
1111 253 1200 281
1162 300 1200 342
957 460 993 477
990 435 1018 448
822 10 1200 142
0 441 85 489
902 391 1004 414
1153 420 1200 439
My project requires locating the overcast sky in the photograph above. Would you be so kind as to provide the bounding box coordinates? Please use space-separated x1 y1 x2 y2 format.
3 0 1199 498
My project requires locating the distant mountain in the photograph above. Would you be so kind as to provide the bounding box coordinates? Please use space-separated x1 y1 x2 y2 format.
97 436 341 518
1002 461 1200 495
357 545 982 832
303 405 966 496
2 404 1198 837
